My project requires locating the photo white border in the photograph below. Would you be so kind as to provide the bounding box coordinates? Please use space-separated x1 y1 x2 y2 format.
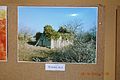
17 6 98 64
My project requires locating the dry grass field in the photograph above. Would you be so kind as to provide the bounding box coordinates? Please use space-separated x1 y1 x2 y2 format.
18 40 53 62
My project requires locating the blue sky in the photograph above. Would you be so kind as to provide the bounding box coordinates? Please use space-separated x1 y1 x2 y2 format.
18 7 98 35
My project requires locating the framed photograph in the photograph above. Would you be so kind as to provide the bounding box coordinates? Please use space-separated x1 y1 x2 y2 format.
18 6 98 63
0 6 7 61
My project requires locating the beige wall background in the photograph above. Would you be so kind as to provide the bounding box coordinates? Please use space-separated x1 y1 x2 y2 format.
0 0 119 80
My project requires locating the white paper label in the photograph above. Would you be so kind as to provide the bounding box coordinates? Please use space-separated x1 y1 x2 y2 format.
45 64 65 71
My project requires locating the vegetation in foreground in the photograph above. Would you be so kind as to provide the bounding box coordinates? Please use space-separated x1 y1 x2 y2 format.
18 20 96 63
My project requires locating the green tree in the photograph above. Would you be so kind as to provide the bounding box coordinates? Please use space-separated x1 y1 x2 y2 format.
51 31 60 40
43 25 54 39
43 25 60 40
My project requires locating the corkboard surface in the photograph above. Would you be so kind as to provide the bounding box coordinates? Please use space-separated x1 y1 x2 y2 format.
0 0 119 80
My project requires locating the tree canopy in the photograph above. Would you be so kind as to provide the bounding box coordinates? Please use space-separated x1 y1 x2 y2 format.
42 25 72 40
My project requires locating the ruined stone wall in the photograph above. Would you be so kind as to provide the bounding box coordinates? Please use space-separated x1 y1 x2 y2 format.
51 36 72 49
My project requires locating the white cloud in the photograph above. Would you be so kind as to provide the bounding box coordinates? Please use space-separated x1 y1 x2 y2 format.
69 13 79 17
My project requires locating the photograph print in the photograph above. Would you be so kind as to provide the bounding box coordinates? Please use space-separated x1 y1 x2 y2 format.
18 6 98 63
0 6 7 61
